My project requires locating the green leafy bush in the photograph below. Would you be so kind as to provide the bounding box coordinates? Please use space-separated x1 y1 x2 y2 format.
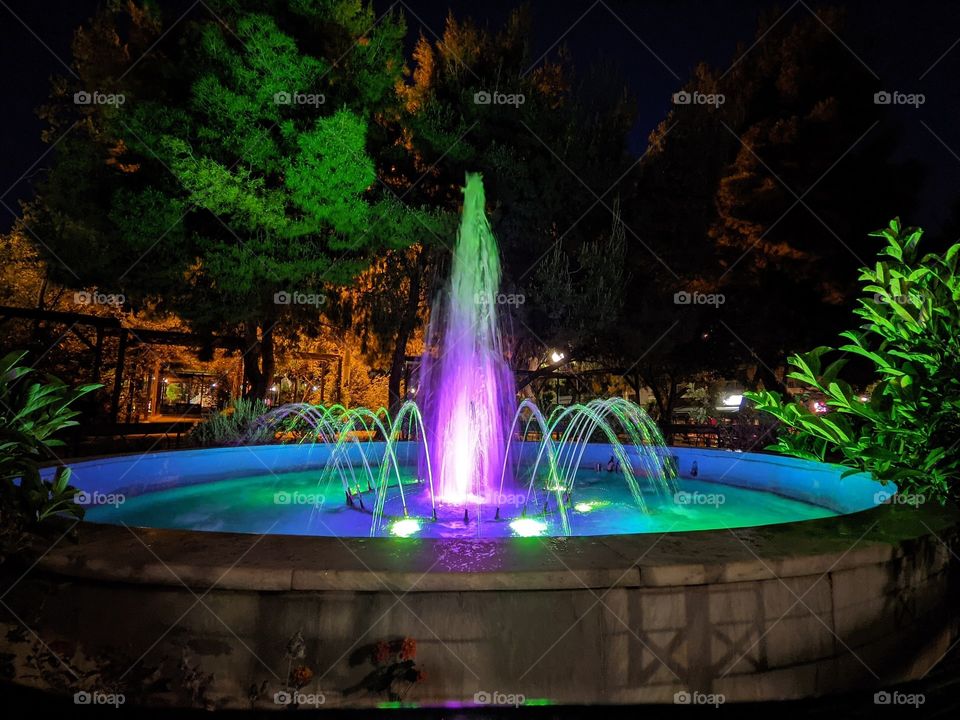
189 398 271 446
0 351 99 551
747 219 960 502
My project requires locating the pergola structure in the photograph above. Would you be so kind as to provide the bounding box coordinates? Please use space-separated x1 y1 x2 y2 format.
1 306 242 422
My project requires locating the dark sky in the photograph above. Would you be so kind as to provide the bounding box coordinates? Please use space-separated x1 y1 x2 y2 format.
2 0 959 233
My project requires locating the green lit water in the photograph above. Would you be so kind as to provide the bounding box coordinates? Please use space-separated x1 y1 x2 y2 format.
84 468 835 538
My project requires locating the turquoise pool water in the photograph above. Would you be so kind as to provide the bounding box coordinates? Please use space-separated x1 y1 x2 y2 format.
83 467 836 538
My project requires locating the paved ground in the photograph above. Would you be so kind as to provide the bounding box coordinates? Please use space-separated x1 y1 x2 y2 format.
4 641 957 718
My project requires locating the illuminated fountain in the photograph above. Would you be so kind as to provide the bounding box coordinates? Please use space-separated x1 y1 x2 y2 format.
243 173 677 537
419 173 515 510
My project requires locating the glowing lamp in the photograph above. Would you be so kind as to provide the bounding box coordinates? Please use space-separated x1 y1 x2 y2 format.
509 518 547 537
389 518 421 537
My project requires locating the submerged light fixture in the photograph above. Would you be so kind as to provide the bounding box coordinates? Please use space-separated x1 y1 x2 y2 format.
509 518 547 537
389 518 421 537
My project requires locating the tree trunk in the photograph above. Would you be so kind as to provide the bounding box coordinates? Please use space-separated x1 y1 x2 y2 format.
643 369 677 445
242 320 275 400
387 251 425 414
625 371 643 404
387 342 407 415
755 360 787 398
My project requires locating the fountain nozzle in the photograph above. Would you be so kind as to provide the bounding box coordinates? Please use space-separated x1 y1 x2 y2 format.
463 508 469 524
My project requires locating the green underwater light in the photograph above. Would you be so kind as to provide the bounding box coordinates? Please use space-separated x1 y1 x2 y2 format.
509 518 547 537
389 518 421 537
573 500 609 513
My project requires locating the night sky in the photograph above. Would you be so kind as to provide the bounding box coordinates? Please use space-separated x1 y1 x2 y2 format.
2 0 959 234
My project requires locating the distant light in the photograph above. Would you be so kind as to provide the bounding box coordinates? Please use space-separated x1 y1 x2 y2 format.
813 401 829 414
573 501 608 513
270 385 278 392
312 386 319 391
859 395 869 402
211 383 217 388
389 518 421 537
721 394 743 407
162 378 169 383
509 518 547 537
550 350 565 364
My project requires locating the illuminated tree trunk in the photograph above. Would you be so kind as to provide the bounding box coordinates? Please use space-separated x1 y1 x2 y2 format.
242 321 275 401
388 252 425 414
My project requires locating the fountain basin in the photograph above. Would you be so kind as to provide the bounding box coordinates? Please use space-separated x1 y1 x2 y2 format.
58 444 887 538
2 446 955 709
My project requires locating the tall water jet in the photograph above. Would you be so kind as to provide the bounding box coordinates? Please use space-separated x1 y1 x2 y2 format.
245 173 675 538
420 173 515 507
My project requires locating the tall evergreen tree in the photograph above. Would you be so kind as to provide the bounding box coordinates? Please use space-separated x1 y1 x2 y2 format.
28 0 420 399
